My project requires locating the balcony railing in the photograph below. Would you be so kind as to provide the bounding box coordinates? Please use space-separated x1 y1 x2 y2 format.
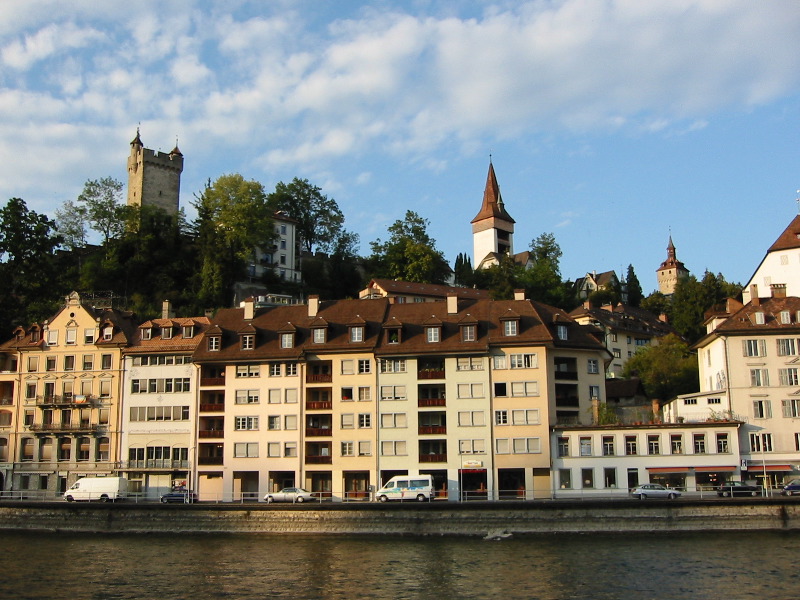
306 427 332 437
35 395 96 407
28 423 101 434
418 370 445 380
554 371 579 381
199 430 224 438
419 453 447 463
306 373 333 383
419 425 446 435
306 400 332 410
418 398 446 407
200 377 225 387
555 397 580 407
124 459 189 469
305 455 332 464
199 403 225 412
198 456 224 465
0 397 13 406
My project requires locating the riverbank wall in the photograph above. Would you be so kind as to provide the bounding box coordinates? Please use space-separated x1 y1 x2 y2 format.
1 499 799 536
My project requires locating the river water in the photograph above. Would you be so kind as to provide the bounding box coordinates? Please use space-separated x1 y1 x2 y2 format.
1 530 797 599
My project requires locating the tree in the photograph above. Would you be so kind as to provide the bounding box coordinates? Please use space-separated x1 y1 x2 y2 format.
520 232 573 309
670 271 742 344
622 334 699 401
625 264 644 307
267 178 344 254
473 253 522 300
453 252 474 287
368 211 450 284
77 177 126 245
55 199 87 251
642 291 671 320
192 174 275 307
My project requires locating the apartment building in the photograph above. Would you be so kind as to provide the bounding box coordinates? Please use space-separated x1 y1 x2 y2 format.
118 303 210 498
0 345 19 491
0 292 136 495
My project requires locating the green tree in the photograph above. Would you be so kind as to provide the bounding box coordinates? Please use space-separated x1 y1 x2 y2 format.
267 178 344 254
55 199 87 251
626 264 644 307
76 177 126 245
670 271 742 344
622 334 699 401
193 174 275 307
453 252 474 287
368 211 450 284
642 291 671 320
472 253 522 300
520 232 573 309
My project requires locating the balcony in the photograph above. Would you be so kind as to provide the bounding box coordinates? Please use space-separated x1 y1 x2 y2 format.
199 403 224 412
419 453 447 463
306 400 332 410
554 371 579 381
198 456 224 465
306 373 333 384
419 425 446 435
124 459 189 469
418 398 446 407
28 423 100 434
418 369 445 380
0 397 13 406
305 427 332 437
36 395 96 407
199 429 224 438
305 455 332 465
200 377 225 387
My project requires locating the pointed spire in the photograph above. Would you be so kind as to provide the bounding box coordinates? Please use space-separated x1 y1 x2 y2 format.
170 135 182 157
471 161 515 224
130 126 142 147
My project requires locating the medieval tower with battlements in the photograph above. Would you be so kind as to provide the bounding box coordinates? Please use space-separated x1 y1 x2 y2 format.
126 130 183 215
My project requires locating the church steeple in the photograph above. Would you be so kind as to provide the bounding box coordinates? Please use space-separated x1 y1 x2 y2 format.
472 161 515 269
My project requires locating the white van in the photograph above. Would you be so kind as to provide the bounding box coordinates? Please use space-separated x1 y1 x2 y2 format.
375 475 434 502
64 476 128 502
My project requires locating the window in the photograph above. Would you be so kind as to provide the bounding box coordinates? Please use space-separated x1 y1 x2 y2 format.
589 385 600 399
503 320 518 336
341 414 354 429
581 468 594 488
208 336 220 351
350 327 364 343
285 388 298 403
312 328 326 344
25 383 36 399
604 468 617 489
457 383 484 398
358 441 371 456
234 443 258 457
708 398 721 405
358 359 371 374
357 414 371 429
510 354 537 369
750 432 773 452
495 438 510 454
241 334 254 350
381 413 407 428
235 389 259 404
750 369 769 387
46 356 56 371
381 440 407 456
684 398 697 405
460 439 486 454
267 416 281 430
380 359 406 373
602 436 615 456
162 327 173 340
340 387 354 402
743 339 767 357
693 434 706 454
84 328 95 344
341 441 354 456
512 409 539 425
27 356 39 372
795 433 800 452
457 357 483 371
268 389 280 404
755 312 765 325
268 442 281 457
587 359 599 374
236 365 260 378
103 326 113 341
753 399 772 419
285 362 297 376
512 438 540 454
556 325 568 341
557 436 569 457
234 416 259 430
425 326 440 343
380 386 406 400
647 435 660 455
671 435 683 454
494 382 507 397
183 325 194 338
613 349 621 358
495 410 508 425
63 355 75 371
280 333 293 348
101 354 112 370
559 469 572 489
82 355 93 370
462 325 476 342
46 330 58 346
777 338 798 356
716 433 729 453
284 442 297 457
510 381 539 397
579 437 592 456
493 355 507 370
66 329 77 345
779 368 799 386
783 399 800 418
625 436 637 456
458 411 485 426
358 387 371 402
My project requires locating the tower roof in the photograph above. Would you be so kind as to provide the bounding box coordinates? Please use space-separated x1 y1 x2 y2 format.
767 213 800 252
657 235 687 272
130 128 142 147
471 162 515 224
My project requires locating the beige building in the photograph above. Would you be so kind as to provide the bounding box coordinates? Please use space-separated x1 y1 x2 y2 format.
656 235 689 296
126 129 183 215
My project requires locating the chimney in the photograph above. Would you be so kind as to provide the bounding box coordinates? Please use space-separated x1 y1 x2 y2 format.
161 300 173 320
583 300 591 310
308 295 319 318
771 283 787 299
651 399 661 419
514 289 525 301
243 297 255 320
591 398 600 424
446 294 458 314
750 284 760 307
658 313 669 323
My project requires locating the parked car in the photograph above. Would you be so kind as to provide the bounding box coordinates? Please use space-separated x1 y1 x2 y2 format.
160 491 198 504
717 481 761 497
780 479 800 496
630 483 681 500
264 487 315 503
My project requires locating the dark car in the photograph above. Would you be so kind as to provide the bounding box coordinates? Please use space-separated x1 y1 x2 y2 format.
780 479 800 496
160 491 198 503
717 481 761 497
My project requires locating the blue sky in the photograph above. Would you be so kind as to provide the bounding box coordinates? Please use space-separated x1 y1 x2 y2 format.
2 0 800 294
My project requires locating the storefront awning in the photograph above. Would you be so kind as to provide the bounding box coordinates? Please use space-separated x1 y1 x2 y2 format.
646 467 689 473
753 464 794 472
459 469 486 474
694 466 736 472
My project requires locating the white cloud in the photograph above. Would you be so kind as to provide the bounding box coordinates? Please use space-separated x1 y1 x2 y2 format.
1 22 104 70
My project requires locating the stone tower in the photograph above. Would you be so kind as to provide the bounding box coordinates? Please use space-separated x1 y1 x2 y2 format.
656 235 689 295
126 129 183 215
471 161 515 268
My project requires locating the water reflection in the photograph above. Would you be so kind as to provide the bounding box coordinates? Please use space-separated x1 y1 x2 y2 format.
0 530 797 599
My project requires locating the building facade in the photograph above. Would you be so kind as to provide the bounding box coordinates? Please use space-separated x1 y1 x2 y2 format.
742 213 800 304
126 130 183 216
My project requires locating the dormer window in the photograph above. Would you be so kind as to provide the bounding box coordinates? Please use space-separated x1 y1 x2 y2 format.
241 334 255 350
208 336 221 351
162 326 173 340
557 325 569 341
281 333 294 348
313 328 326 344
387 330 400 344
426 326 440 343
349 326 364 343
503 319 518 337
103 326 113 341
30 329 40 343
183 325 194 338
755 312 765 325
141 328 152 341
781 311 791 325
461 324 476 342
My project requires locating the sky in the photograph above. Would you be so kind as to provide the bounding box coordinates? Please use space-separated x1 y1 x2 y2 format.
2 0 800 294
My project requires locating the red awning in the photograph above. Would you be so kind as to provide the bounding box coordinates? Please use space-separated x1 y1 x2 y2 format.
754 464 793 472
694 466 736 472
646 467 689 473
459 469 486 474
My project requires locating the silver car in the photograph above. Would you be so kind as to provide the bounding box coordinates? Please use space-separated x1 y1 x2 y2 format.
264 487 315 503
630 483 681 500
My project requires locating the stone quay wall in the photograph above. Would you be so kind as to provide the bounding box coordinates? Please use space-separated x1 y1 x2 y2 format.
0 499 798 536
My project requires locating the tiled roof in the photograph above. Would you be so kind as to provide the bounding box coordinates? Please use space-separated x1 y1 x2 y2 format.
470 162 515 224
125 316 212 354
767 214 800 252
365 278 490 300
711 296 800 334
569 303 673 337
